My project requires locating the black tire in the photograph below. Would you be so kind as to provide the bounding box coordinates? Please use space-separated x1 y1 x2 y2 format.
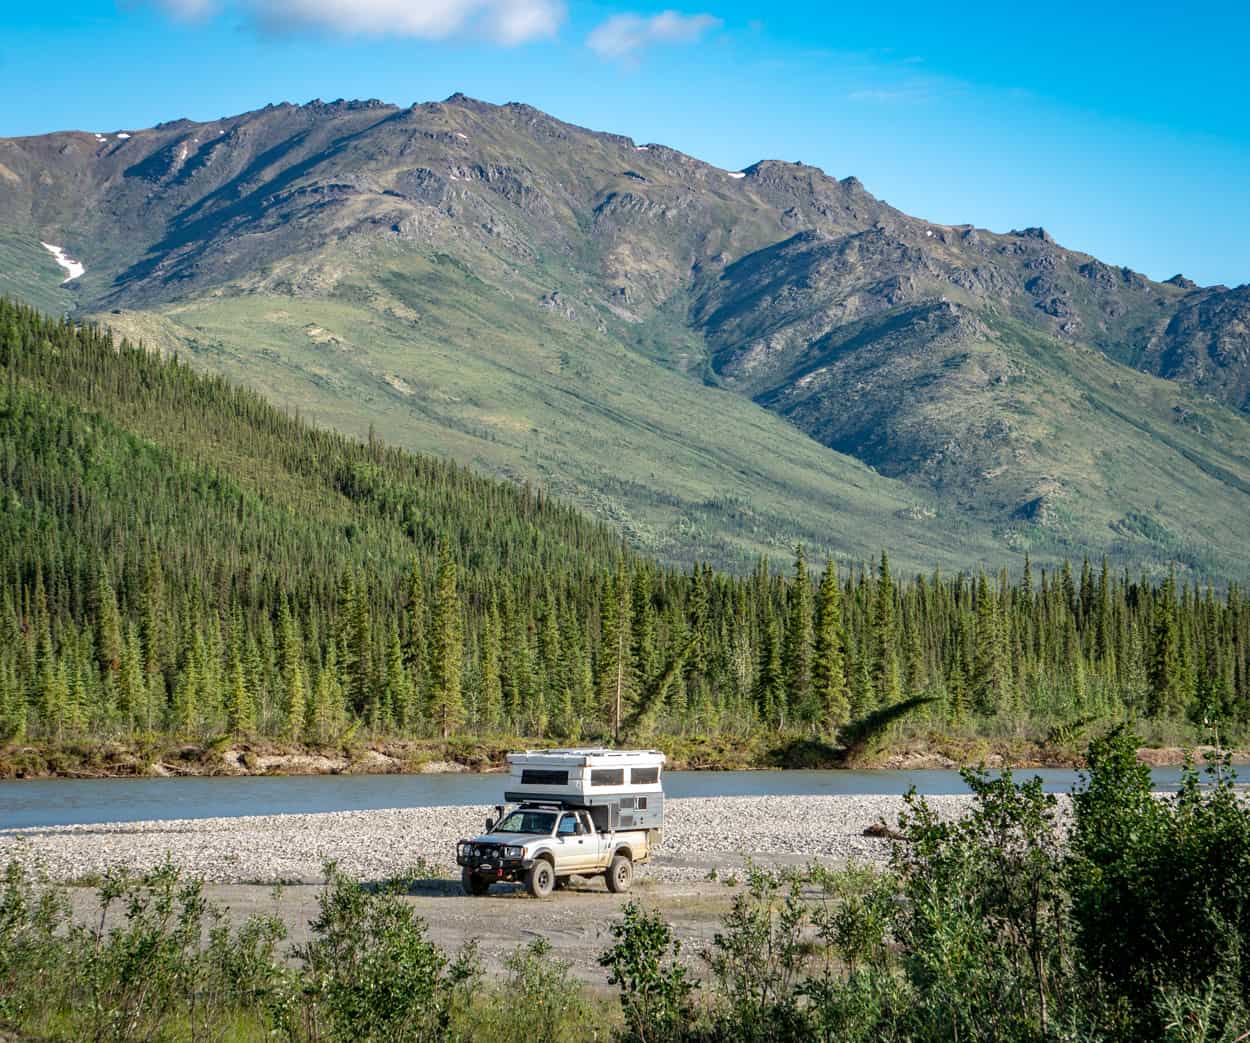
605 853 633 894
461 869 490 897
526 859 555 898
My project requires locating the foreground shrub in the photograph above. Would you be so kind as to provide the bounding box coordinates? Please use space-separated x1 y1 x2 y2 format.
0 860 72 1027
1069 726 1250 1039
599 900 699 1043
457 936 601 1043
889 767 1074 1041
0 858 286 1042
291 862 478 1043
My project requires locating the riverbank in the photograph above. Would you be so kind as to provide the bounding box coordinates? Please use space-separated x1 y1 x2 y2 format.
2 733 1241 780
1 794 984 885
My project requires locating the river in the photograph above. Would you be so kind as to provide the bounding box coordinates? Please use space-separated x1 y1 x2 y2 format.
0 766 1196 830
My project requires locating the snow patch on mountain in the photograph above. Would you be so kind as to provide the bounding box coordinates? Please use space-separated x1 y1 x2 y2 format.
40 242 85 283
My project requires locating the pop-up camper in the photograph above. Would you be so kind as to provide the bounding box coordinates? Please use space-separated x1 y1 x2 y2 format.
503 747 665 831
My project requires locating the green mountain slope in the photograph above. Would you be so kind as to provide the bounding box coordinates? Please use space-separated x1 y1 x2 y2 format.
92 253 991 574
2 95 1249 576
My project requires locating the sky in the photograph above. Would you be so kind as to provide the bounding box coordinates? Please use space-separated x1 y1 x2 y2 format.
2 0 1247 286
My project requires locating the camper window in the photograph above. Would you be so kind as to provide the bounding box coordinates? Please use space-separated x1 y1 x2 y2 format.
631 767 660 785
521 769 569 785
591 768 625 787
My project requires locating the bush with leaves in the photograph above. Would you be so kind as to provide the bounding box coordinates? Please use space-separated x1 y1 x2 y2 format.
599 900 699 1043
0 858 287 1043
460 936 598 1043
888 768 1074 1041
292 862 478 1043
700 862 816 1042
1068 725 1250 1040
0 860 72 1028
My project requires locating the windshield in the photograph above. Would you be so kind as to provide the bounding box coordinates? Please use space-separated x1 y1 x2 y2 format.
493 810 556 835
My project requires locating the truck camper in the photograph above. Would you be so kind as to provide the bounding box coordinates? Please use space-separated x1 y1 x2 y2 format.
455 748 665 897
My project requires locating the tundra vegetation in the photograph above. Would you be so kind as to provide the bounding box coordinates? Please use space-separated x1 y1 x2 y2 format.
2 300 1250 774
1 728 1247 1041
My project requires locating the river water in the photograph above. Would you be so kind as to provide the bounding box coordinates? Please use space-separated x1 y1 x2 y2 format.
0 766 1194 830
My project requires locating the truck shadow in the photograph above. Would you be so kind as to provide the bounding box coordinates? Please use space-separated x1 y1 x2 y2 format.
360 877 615 899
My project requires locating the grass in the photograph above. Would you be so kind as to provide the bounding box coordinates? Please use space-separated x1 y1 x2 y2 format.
0 233 77 315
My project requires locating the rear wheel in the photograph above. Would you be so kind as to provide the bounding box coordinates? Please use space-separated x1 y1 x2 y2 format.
526 859 555 898
461 869 490 897
605 854 633 894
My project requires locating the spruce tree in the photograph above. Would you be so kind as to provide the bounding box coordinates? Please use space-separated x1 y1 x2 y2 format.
784 545 814 723
428 543 465 739
812 559 849 732
871 552 902 707
755 615 785 728
598 562 634 741
227 658 255 735
404 558 427 702
972 573 1008 715
93 564 123 677
383 623 413 733
284 659 306 742
479 603 504 734
1148 575 1183 718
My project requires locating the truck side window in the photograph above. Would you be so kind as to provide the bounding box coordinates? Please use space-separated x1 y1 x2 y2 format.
558 814 578 836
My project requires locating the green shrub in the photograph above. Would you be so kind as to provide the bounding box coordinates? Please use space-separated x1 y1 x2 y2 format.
700 863 814 1042
1068 726 1250 1039
292 862 478 1043
599 901 699 1043
888 768 1073 1041
458 937 597 1043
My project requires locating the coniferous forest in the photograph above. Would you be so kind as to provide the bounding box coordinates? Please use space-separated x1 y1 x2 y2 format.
1 297 1248 765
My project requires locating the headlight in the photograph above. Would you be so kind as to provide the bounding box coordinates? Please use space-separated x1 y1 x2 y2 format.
505 846 524 858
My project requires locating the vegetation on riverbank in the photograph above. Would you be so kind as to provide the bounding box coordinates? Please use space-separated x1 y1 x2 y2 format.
2 729 1248 1041
2 728 1244 780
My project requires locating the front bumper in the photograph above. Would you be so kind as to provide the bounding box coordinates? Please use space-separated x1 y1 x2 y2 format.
456 845 529 878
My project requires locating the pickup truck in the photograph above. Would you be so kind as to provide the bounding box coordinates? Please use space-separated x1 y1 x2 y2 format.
455 803 654 897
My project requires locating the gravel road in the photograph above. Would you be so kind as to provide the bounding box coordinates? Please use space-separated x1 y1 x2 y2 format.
0 794 999 884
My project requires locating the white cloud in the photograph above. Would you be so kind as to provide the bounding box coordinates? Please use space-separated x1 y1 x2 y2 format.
587 9 720 60
148 0 563 43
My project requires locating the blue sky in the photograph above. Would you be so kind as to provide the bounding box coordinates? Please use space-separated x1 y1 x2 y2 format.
3 0 1247 286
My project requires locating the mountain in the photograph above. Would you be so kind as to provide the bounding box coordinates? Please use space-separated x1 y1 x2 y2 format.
3 94 1250 576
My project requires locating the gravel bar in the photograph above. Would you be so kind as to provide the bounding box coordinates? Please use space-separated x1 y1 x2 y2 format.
1 794 1021 884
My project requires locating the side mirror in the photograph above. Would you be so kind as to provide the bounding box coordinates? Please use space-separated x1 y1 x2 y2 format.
485 818 494 833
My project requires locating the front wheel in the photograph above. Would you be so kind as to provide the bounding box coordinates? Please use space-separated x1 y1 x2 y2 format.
605 854 633 894
461 869 490 896
526 860 555 898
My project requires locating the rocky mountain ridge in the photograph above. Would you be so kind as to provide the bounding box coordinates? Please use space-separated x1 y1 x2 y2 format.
3 94 1250 574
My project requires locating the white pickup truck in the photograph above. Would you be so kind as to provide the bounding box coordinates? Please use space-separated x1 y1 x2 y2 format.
456 803 655 897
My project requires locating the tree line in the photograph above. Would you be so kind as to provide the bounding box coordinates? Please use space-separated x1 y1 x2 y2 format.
2 298 1248 749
